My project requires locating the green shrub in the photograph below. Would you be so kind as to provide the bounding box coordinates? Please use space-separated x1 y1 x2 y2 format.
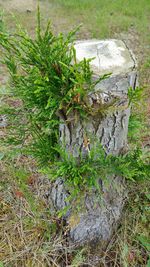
42 144 150 197
0 8 149 193
0 7 108 165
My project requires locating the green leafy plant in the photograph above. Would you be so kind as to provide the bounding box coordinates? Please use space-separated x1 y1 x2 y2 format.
42 144 150 199
147 259 150 267
128 114 145 142
137 235 150 252
0 4 150 267
0 7 110 165
128 86 143 106
0 7 149 195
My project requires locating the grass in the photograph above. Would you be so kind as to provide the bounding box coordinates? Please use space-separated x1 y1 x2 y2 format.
0 0 150 266
105 181 150 267
0 159 75 267
50 0 150 41
0 158 149 266
1 0 150 41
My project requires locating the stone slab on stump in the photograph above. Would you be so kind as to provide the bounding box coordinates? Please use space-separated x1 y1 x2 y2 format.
52 39 138 247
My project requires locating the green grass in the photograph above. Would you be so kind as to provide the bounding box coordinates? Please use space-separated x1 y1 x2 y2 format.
0 1 150 266
1 0 150 41
49 0 150 40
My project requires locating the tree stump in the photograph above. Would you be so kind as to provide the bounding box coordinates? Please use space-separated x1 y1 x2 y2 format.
51 39 138 246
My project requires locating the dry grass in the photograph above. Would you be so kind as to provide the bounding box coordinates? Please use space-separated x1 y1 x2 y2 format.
0 1 150 266
103 182 150 267
1 155 149 267
0 159 75 267
0 161 150 266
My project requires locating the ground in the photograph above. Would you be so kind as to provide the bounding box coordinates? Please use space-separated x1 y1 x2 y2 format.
0 1 150 266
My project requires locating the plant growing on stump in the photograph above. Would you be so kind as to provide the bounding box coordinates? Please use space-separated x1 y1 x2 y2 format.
0 7 110 165
0 7 149 193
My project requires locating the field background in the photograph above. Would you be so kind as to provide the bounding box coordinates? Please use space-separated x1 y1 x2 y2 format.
0 1 150 266
0 0 150 105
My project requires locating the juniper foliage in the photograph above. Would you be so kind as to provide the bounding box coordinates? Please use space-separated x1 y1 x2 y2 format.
0 8 109 164
0 8 149 188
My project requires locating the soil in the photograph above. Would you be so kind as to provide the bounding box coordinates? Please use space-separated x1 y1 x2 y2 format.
0 1 149 141
0 0 37 12
0 3 149 266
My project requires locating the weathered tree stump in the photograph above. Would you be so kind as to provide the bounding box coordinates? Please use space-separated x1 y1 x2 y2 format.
51 39 138 246
60 39 137 157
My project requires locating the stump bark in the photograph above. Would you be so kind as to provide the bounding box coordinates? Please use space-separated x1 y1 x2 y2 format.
51 39 138 246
